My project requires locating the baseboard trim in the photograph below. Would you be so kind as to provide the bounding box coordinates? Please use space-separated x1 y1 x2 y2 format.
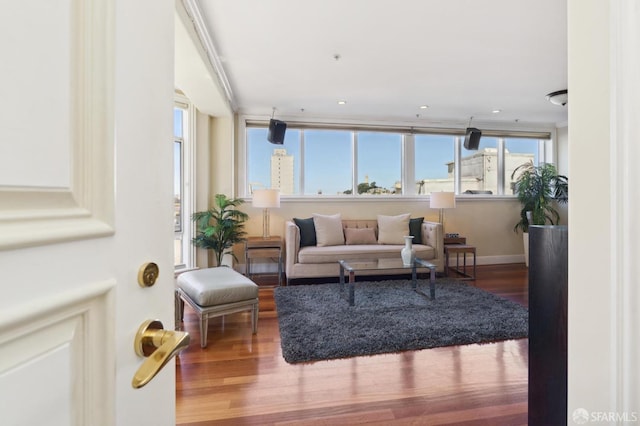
476 254 525 265
239 255 526 276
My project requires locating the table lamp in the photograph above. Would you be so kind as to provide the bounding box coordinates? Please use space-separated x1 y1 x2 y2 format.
252 189 280 238
430 191 456 232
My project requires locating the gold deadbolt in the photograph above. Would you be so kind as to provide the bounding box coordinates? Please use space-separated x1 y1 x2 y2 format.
138 262 159 287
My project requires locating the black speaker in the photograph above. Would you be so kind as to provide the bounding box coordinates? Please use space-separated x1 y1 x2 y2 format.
268 119 287 144
463 127 481 150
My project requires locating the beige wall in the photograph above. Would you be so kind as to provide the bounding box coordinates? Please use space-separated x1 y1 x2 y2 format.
194 109 211 267
193 113 236 268
210 115 235 196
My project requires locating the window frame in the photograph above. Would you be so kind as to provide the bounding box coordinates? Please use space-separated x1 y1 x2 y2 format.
239 116 555 201
174 96 196 271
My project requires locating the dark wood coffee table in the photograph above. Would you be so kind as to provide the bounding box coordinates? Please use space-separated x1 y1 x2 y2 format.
338 257 436 306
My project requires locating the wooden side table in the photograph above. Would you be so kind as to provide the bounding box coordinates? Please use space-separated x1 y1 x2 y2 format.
444 237 476 280
244 236 283 286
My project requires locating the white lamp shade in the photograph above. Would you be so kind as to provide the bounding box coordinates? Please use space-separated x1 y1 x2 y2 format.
252 189 280 208
430 192 456 209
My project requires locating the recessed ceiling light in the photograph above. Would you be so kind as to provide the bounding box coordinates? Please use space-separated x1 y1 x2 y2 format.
419 105 429 109
337 100 347 105
492 109 502 114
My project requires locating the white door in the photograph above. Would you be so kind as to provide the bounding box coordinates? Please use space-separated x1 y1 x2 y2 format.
0 1 176 425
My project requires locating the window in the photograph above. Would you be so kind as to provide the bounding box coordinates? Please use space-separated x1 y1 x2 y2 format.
357 132 401 194
460 137 500 194
505 138 539 195
243 120 549 198
304 130 352 195
247 127 301 194
174 107 184 267
174 100 194 270
415 135 455 194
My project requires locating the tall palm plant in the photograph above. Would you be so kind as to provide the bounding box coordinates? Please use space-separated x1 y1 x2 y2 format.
511 161 568 233
192 194 249 266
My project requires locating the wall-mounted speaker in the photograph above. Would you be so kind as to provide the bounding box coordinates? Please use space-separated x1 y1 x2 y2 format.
463 127 481 150
268 119 287 144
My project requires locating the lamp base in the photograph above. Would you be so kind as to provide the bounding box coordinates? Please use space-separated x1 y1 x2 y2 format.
262 208 271 239
439 209 447 234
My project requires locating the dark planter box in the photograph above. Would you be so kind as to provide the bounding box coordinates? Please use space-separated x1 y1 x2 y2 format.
528 225 568 425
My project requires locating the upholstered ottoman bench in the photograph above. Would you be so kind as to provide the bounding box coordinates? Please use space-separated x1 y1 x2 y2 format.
175 267 259 348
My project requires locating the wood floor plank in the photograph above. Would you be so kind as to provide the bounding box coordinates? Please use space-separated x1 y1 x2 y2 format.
176 264 529 424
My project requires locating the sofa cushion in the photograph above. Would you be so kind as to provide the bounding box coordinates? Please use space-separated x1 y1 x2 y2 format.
297 244 435 264
313 213 345 246
342 220 378 234
344 227 377 245
409 217 424 244
377 213 410 244
294 217 317 247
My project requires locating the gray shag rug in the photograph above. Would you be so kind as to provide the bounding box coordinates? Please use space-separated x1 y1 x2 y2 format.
274 279 528 364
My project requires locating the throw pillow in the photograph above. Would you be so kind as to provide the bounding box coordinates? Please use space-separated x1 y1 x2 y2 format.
312 213 345 246
293 217 316 247
409 217 424 245
377 213 410 244
344 227 377 245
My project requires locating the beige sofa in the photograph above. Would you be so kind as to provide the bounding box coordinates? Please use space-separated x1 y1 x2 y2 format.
284 219 444 284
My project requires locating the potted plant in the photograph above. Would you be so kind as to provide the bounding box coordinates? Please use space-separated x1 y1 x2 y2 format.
511 161 568 265
192 194 249 267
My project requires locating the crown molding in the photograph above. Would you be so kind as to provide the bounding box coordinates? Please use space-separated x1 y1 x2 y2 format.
181 0 236 111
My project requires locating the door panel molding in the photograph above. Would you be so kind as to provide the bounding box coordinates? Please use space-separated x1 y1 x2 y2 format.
0 0 114 250
0 279 116 425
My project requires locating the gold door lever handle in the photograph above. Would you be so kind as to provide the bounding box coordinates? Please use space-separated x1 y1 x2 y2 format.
132 319 190 389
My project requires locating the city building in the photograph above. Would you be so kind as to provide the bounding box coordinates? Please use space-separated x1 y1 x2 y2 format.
417 149 534 194
270 148 294 195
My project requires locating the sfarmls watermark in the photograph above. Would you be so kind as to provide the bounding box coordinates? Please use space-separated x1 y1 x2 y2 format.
572 408 638 424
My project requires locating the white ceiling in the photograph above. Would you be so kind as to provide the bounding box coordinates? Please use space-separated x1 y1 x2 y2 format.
192 0 567 128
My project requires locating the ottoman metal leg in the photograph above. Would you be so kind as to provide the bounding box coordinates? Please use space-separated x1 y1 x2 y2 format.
251 303 259 334
200 314 209 348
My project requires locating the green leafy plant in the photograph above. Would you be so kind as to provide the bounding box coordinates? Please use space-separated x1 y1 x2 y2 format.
511 161 568 233
191 194 249 266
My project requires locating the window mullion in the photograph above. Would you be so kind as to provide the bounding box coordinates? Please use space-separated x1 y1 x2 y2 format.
352 132 358 195
539 138 547 164
497 138 505 195
299 130 305 195
403 133 415 196
454 137 462 195
185 102 196 268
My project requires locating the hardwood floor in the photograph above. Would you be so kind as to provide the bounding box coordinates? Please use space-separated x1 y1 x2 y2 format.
176 264 529 425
